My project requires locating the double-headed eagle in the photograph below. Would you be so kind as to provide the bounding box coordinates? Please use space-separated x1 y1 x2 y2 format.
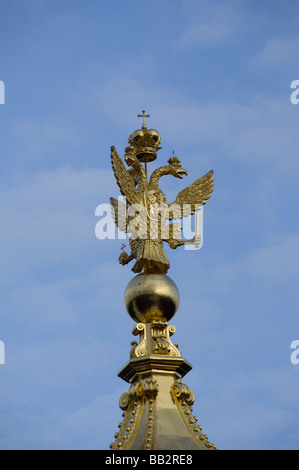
110 113 214 275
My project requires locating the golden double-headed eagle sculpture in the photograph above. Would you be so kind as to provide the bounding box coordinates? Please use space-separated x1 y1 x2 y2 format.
110 111 214 275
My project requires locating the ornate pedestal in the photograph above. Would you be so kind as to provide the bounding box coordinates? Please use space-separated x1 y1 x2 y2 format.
109 274 216 450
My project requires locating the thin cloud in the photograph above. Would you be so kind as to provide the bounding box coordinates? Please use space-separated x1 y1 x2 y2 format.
211 232 299 291
253 36 299 69
177 1 240 47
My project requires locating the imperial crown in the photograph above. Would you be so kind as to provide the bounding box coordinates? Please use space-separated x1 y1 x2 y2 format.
126 110 161 162
128 128 161 162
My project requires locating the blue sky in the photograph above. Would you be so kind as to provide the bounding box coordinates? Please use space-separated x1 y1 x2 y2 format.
0 0 299 450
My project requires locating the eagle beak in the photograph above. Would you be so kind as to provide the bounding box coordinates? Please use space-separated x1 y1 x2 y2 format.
176 168 188 179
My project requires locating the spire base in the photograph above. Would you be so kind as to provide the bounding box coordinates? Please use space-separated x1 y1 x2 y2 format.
110 320 216 451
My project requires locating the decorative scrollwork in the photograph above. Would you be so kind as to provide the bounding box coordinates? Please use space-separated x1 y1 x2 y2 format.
171 380 216 450
119 392 130 411
171 380 195 406
129 321 181 359
131 323 147 357
110 378 158 450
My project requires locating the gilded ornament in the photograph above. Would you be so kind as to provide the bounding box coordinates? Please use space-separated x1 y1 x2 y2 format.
110 111 214 275
109 112 216 451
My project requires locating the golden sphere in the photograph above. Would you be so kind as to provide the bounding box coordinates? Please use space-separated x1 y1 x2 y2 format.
124 273 180 323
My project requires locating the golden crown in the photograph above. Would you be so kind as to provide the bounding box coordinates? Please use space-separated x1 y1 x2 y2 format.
127 110 161 162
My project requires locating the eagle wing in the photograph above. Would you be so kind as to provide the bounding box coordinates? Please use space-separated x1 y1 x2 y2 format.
168 170 214 220
110 197 129 233
111 146 140 205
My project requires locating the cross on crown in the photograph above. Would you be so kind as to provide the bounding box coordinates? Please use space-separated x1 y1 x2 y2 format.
137 110 150 129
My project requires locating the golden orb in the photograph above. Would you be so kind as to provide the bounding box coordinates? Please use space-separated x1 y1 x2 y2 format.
124 273 180 323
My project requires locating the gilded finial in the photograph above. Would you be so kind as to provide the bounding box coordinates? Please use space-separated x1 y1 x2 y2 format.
108 113 217 451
